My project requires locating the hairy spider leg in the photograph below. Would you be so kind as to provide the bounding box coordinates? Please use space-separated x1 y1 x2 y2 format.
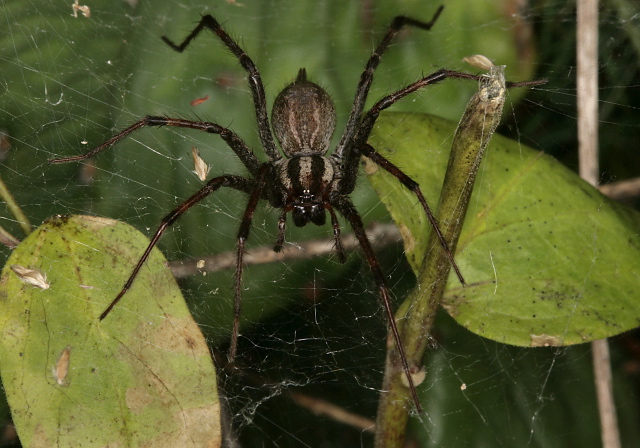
352 69 546 156
340 70 547 285
273 210 288 253
331 194 423 413
273 204 347 264
230 164 270 360
327 206 347 264
98 175 256 320
49 116 262 176
349 70 480 173
334 6 445 159
360 144 466 285
161 15 280 162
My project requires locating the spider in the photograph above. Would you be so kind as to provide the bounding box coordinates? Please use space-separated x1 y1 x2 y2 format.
50 7 541 411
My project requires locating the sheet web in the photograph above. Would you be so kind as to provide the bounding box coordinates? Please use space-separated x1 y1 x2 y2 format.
1 0 639 447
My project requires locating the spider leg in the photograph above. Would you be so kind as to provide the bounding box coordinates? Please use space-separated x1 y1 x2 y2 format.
332 194 422 413
272 206 346 263
273 210 287 253
338 70 480 190
341 69 546 188
361 143 465 285
161 15 280 162
49 116 262 177
229 164 271 361
333 6 444 161
334 68 545 295
99 174 256 320
327 205 347 264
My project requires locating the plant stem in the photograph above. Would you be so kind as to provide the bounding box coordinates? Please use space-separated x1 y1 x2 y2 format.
0 175 31 236
374 65 507 448
577 1 621 446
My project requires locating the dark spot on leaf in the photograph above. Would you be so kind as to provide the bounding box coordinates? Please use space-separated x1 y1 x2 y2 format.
45 215 71 227
184 335 197 350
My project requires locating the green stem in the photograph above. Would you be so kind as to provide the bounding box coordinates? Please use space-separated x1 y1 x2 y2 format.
0 175 31 237
374 66 507 448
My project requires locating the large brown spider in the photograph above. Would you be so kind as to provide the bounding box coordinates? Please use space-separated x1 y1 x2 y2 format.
50 7 539 411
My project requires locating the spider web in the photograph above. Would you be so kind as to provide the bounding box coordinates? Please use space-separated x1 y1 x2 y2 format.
1 0 640 447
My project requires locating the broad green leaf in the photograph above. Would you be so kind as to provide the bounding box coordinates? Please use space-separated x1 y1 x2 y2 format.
367 112 640 347
0 215 220 448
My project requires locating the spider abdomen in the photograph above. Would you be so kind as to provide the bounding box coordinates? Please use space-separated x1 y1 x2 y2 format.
271 69 336 157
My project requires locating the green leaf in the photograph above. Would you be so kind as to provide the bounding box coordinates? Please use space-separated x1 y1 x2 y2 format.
0 215 220 447
367 112 640 347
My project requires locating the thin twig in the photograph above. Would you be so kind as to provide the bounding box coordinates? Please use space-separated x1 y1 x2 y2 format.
577 1 622 447
577 1 599 185
168 222 401 278
0 175 30 236
599 177 640 202
0 226 19 249
289 391 376 433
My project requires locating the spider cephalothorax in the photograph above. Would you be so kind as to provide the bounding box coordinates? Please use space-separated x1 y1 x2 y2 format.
50 8 540 411
271 69 338 228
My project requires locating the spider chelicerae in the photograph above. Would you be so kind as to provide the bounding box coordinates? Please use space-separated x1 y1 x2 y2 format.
50 7 540 411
